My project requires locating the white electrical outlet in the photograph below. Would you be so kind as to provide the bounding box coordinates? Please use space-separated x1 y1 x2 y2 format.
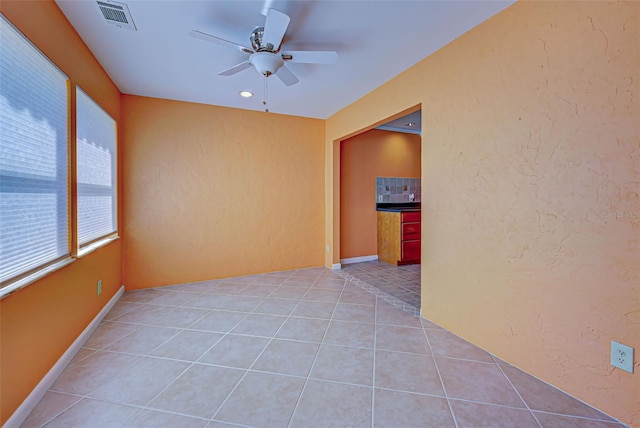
611 341 634 373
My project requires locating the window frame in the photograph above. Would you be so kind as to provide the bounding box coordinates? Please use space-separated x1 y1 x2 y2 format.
75 85 119 256
0 13 73 297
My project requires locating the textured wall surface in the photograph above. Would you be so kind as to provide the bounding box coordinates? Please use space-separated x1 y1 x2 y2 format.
340 129 420 259
0 0 123 423
122 96 325 289
326 1 639 425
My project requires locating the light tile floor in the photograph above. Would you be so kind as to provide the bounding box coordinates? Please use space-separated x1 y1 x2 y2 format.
340 261 421 311
22 267 625 427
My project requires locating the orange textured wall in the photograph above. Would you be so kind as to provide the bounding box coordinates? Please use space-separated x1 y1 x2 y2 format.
0 1 122 424
326 1 639 426
122 96 325 289
340 129 420 259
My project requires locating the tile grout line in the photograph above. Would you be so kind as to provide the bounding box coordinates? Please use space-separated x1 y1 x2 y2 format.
356 267 419 314
84 318 148 352
336 270 420 317
117 398 215 425
117 285 261 426
45 349 150 426
286 271 350 428
47 268 300 427
493 360 628 427
421 323 459 428
205 271 305 424
30 393 83 428
117 271 297 426
341 263 421 306
494 361 543 428
206 269 328 425
525 409 631 426
371 287 379 428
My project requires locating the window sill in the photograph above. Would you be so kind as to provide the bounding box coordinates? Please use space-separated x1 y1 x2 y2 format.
0 235 120 300
0 257 75 300
77 234 119 258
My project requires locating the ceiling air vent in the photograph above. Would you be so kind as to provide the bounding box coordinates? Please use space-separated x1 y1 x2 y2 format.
96 1 137 31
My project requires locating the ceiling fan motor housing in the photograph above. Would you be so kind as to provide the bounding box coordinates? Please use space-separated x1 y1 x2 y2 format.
250 51 284 77
250 27 277 52
249 26 283 76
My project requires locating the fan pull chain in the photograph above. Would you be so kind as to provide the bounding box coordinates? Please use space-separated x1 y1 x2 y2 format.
263 76 269 113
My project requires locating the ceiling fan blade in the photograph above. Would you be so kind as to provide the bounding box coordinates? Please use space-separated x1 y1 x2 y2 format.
189 30 254 54
262 9 290 51
281 51 338 64
218 61 252 76
276 65 299 86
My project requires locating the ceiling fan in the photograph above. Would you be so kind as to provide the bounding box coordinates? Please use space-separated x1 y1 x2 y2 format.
189 8 338 87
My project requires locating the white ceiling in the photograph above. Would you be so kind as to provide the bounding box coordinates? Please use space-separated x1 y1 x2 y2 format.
55 0 514 120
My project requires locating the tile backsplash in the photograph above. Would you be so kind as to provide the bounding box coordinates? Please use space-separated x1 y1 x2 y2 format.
376 177 421 203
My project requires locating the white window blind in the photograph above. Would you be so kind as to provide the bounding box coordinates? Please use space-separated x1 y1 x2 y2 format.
76 87 117 246
0 15 70 284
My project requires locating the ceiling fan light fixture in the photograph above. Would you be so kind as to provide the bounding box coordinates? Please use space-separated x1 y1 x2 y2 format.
239 91 254 98
250 51 283 77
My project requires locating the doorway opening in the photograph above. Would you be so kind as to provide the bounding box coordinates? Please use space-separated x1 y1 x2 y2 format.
338 108 422 311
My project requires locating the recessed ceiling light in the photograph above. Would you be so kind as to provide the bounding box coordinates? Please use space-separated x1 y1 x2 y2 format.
405 122 416 127
239 91 253 98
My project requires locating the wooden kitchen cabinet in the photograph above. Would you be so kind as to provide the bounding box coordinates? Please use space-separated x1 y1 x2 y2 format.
377 210 421 265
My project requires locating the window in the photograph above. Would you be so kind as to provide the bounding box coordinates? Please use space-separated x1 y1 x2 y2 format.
76 87 117 246
0 15 70 285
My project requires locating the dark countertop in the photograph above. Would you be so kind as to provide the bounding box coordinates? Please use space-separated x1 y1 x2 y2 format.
376 202 421 212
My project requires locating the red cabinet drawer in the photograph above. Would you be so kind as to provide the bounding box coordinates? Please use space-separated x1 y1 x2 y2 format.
402 211 421 223
402 222 421 241
402 240 420 261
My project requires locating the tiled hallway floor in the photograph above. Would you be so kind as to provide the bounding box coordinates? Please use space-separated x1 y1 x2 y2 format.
340 261 421 310
22 267 624 427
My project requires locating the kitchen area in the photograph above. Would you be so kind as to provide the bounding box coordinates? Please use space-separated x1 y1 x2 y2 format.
339 110 422 311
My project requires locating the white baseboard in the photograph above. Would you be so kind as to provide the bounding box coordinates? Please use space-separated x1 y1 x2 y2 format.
331 263 342 270
4 285 125 428
340 255 378 265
